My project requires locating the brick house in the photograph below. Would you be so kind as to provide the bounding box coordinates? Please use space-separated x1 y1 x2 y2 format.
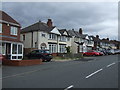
0 11 23 60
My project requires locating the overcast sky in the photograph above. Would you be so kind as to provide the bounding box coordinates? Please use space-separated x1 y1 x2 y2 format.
2 2 118 40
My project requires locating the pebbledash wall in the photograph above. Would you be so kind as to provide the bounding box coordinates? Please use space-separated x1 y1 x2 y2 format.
0 11 23 60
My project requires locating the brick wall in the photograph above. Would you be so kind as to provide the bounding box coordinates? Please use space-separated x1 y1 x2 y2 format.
0 22 21 42
2 59 42 66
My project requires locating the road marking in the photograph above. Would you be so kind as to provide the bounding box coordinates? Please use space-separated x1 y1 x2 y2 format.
86 68 103 79
0 69 40 80
64 85 74 90
106 62 116 67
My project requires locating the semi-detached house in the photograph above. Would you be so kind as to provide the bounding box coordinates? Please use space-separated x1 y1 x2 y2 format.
0 11 23 60
20 19 71 55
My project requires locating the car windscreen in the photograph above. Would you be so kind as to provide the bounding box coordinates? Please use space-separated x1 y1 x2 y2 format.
44 50 50 53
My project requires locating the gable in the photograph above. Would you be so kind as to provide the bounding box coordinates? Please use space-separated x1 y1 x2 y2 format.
50 27 61 35
63 31 68 35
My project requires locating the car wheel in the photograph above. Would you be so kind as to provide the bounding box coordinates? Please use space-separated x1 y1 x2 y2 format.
47 59 51 62
83 54 85 56
41 57 45 62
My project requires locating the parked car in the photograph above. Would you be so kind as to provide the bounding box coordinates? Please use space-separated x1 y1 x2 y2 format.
105 49 115 55
114 49 120 54
95 50 104 56
26 49 53 62
83 50 103 56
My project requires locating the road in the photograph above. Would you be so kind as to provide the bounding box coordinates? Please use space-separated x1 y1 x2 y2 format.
1 55 119 89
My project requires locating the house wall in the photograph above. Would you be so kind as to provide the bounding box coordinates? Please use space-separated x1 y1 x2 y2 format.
38 31 48 49
21 32 32 48
0 22 21 42
71 37 78 53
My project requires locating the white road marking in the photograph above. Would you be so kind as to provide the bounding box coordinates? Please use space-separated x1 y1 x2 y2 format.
64 85 74 90
86 68 103 79
106 62 116 67
0 69 40 80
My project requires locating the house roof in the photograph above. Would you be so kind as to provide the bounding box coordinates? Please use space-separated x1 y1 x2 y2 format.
58 29 67 35
67 30 87 38
0 11 20 26
21 21 55 33
92 36 101 42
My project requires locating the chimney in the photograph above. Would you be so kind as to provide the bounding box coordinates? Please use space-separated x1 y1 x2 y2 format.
96 35 99 38
47 19 53 27
106 38 109 41
79 28 83 34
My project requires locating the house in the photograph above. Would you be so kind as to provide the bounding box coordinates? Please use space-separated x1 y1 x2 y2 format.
109 40 119 49
85 35 94 51
67 28 87 53
93 35 101 50
0 11 23 60
100 38 111 50
58 29 72 53
20 19 72 55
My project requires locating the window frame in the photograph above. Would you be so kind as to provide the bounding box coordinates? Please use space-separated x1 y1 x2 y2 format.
0 23 2 33
10 26 18 35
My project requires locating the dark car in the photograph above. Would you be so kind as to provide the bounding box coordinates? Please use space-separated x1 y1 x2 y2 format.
26 49 53 62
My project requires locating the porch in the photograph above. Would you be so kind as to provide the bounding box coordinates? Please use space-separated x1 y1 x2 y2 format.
0 41 23 60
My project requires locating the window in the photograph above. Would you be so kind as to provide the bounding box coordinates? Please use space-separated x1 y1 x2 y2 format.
59 36 66 41
0 43 5 55
67 37 70 41
59 45 66 53
41 33 46 37
11 26 18 35
23 35 25 41
0 23 2 33
49 34 57 40
49 44 57 53
18 45 22 54
12 44 17 54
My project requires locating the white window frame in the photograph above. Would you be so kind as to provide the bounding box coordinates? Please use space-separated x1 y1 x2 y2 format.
0 42 6 55
10 26 18 35
0 23 2 33
59 45 66 53
60 36 66 42
49 44 57 53
11 43 23 60
49 34 57 40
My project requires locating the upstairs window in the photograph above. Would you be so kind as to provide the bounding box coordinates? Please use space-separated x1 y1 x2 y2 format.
59 36 66 42
0 23 2 33
23 35 25 41
41 33 46 37
10 26 18 35
49 33 57 40
67 37 70 41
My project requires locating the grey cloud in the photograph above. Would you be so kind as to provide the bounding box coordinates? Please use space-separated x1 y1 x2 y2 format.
2 2 118 40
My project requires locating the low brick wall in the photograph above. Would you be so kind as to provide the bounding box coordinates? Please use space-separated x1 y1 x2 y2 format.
2 59 42 66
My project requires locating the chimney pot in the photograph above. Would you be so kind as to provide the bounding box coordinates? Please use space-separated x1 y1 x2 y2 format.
79 28 83 34
96 35 99 38
47 19 53 27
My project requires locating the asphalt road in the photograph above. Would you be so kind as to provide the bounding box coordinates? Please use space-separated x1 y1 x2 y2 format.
1 55 119 89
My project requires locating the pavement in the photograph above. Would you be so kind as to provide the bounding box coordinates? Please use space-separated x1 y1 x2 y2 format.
1 55 119 89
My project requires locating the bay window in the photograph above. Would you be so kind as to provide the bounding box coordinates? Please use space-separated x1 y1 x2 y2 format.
49 44 57 53
49 34 57 40
59 45 66 53
59 36 66 41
